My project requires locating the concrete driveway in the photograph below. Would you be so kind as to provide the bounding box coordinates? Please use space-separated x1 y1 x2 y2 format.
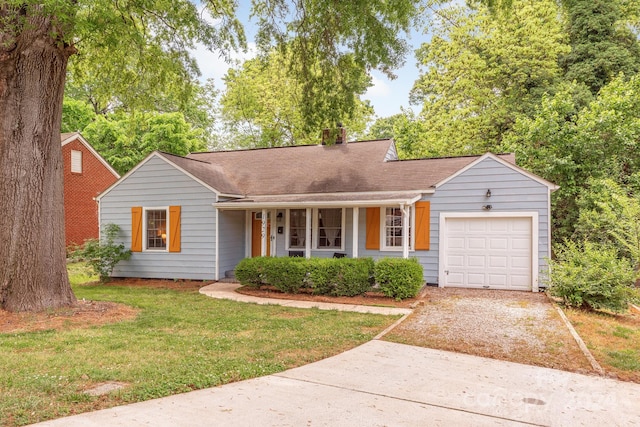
33 339 640 426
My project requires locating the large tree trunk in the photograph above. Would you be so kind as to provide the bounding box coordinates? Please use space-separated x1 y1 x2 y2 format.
0 6 77 311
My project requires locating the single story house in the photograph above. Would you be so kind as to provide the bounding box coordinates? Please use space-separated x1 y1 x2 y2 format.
97 138 557 291
62 132 120 247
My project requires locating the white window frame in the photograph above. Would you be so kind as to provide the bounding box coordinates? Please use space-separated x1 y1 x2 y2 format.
313 208 345 251
71 149 82 173
380 205 415 251
285 209 308 251
143 207 169 252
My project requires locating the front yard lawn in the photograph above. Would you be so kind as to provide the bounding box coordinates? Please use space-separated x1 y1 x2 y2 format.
0 271 397 426
563 307 640 382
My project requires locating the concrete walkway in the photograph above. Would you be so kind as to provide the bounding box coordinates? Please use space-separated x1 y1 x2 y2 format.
33 340 640 426
199 282 413 316
30 283 640 426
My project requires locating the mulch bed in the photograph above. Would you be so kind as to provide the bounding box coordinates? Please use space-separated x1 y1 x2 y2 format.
235 285 419 308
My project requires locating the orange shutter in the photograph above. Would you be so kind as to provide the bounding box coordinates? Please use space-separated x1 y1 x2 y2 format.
131 207 143 252
169 206 181 252
415 201 430 250
365 207 380 250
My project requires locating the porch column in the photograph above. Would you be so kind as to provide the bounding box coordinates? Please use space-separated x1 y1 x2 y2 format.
305 207 312 258
352 207 359 258
402 204 410 259
261 208 268 256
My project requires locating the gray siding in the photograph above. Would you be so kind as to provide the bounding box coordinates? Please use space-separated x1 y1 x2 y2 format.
359 157 551 284
99 155 218 280
218 210 246 277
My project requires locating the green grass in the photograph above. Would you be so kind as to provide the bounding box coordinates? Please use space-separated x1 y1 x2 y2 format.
66 262 98 285
0 271 397 426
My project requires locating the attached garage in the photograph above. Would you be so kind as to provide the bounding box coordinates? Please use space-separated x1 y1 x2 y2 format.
439 213 538 291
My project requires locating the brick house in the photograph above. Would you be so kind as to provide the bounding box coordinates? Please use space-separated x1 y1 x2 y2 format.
62 132 120 247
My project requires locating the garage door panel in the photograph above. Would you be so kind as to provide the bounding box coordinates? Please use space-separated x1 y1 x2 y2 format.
468 255 486 267
510 256 530 269
448 237 465 249
511 238 530 250
488 274 507 286
488 256 507 268
468 238 486 249
467 273 486 285
467 221 488 232
447 255 465 268
489 238 508 250
444 217 532 291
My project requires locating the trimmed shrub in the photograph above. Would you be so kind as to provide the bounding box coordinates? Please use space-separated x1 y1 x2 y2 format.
235 256 376 296
374 257 424 300
333 258 375 296
546 241 640 313
306 258 340 295
235 257 267 287
262 257 307 293
307 258 375 296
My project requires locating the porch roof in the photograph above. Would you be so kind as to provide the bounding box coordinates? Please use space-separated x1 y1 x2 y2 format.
215 191 425 209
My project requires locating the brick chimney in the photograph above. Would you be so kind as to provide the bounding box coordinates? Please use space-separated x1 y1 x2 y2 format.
321 124 347 145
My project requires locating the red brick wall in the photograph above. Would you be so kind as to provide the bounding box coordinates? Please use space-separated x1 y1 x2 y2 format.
62 138 119 247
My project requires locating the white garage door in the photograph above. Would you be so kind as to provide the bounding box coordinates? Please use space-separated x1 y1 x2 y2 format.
443 217 532 290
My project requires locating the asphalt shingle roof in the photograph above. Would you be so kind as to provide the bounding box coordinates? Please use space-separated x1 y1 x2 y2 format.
161 139 515 197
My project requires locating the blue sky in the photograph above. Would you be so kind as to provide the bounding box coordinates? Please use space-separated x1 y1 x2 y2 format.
191 2 428 119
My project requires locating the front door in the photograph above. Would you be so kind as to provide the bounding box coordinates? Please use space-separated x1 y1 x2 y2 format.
251 212 271 257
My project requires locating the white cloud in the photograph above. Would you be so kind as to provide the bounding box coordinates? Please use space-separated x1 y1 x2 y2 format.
190 42 257 84
364 73 392 99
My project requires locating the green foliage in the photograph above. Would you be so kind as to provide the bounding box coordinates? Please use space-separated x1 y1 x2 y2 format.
261 257 308 294
560 0 640 95
253 0 420 134
575 179 640 265
409 0 568 156
81 111 207 175
219 47 373 148
546 241 639 313
306 258 375 297
235 257 376 297
73 224 131 282
61 98 96 133
234 257 266 287
374 258 424 300
503 75 640 242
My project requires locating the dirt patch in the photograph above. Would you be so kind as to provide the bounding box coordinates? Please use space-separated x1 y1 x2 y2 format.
104 277 207 291
384 287 595 375
235 285 417 308
0 278 207 334
0 300 138 334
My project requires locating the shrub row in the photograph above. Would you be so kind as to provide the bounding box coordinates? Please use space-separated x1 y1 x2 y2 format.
235 256 424 300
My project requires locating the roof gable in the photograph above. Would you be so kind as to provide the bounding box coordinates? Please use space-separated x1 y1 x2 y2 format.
434 153 558 191
99 140 556 200
60 132 120 178
96 151 235 201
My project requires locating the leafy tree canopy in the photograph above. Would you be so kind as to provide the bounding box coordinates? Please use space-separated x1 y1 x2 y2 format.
219 47 373 148
502 75 640 242
81 111 207 175
409 0 569 156
560 0 640 95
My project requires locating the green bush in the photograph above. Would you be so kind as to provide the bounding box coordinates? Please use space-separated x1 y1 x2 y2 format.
73 223 131 282
236 256 376 296
262 257 308 293
374 257 424 300
235 257 267 287
306 258 374 296
333 258 375 296
546 240 640 313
